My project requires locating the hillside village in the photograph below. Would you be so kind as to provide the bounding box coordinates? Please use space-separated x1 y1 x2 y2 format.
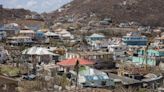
0 0 164 92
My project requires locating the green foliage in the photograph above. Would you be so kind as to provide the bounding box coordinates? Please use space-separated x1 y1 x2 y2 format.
138 88 148 92
60 74 70 89
1 66 20 77
79 66 86 72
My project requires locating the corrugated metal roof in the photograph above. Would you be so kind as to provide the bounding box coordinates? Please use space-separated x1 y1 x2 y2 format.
107 73 141 85
45 31 59 36
22 46 59 56
90 33 105 38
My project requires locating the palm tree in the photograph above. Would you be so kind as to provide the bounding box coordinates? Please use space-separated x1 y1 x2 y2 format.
74 60 80 90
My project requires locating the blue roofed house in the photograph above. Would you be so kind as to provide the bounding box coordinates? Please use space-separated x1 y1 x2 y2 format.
122 32 148 46
86 33 105 42
70 66 114 87
86 33 105 49
35 31 45 39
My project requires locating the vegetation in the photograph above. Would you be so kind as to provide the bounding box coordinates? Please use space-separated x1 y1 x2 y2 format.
53 74 70 90
60 74 70 89
0 65 20 77
19 80 45 91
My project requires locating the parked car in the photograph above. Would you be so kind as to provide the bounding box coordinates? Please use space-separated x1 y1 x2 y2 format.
22 74 36 80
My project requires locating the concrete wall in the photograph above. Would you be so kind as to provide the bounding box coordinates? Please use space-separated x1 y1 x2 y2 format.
132 56 156 66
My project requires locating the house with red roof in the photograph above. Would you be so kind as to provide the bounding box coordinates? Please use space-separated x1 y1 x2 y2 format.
57 58 94 67
57 58 95 72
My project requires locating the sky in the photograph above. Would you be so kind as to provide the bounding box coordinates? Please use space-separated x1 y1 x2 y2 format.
0 0 72 13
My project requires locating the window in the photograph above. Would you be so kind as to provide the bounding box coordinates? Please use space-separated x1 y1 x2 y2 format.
101 81 106 86
117 55 120 58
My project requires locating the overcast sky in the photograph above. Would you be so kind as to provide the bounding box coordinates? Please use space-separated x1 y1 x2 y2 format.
0 0 72 13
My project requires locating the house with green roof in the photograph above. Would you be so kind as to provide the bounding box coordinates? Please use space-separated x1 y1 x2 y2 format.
132 49 164 66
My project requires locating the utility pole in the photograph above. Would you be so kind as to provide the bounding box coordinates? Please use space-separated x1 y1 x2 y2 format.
0 4 3 24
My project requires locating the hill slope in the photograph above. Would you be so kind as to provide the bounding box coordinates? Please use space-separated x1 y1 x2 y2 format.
0 7 36 23
0 7 45 26
51 0 164 26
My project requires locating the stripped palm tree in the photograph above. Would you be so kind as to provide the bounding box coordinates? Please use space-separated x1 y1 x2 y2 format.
141 33 154 70
74 60 80 91
143 41 151 70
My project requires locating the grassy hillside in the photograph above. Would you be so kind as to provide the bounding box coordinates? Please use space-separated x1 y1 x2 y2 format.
50 0 164 26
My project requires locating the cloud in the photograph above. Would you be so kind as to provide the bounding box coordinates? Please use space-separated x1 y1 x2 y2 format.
41 1 52 8
26 0 37 8
1 0 72 13
45 1 52 6
16 5 23 8
9 0 18 3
